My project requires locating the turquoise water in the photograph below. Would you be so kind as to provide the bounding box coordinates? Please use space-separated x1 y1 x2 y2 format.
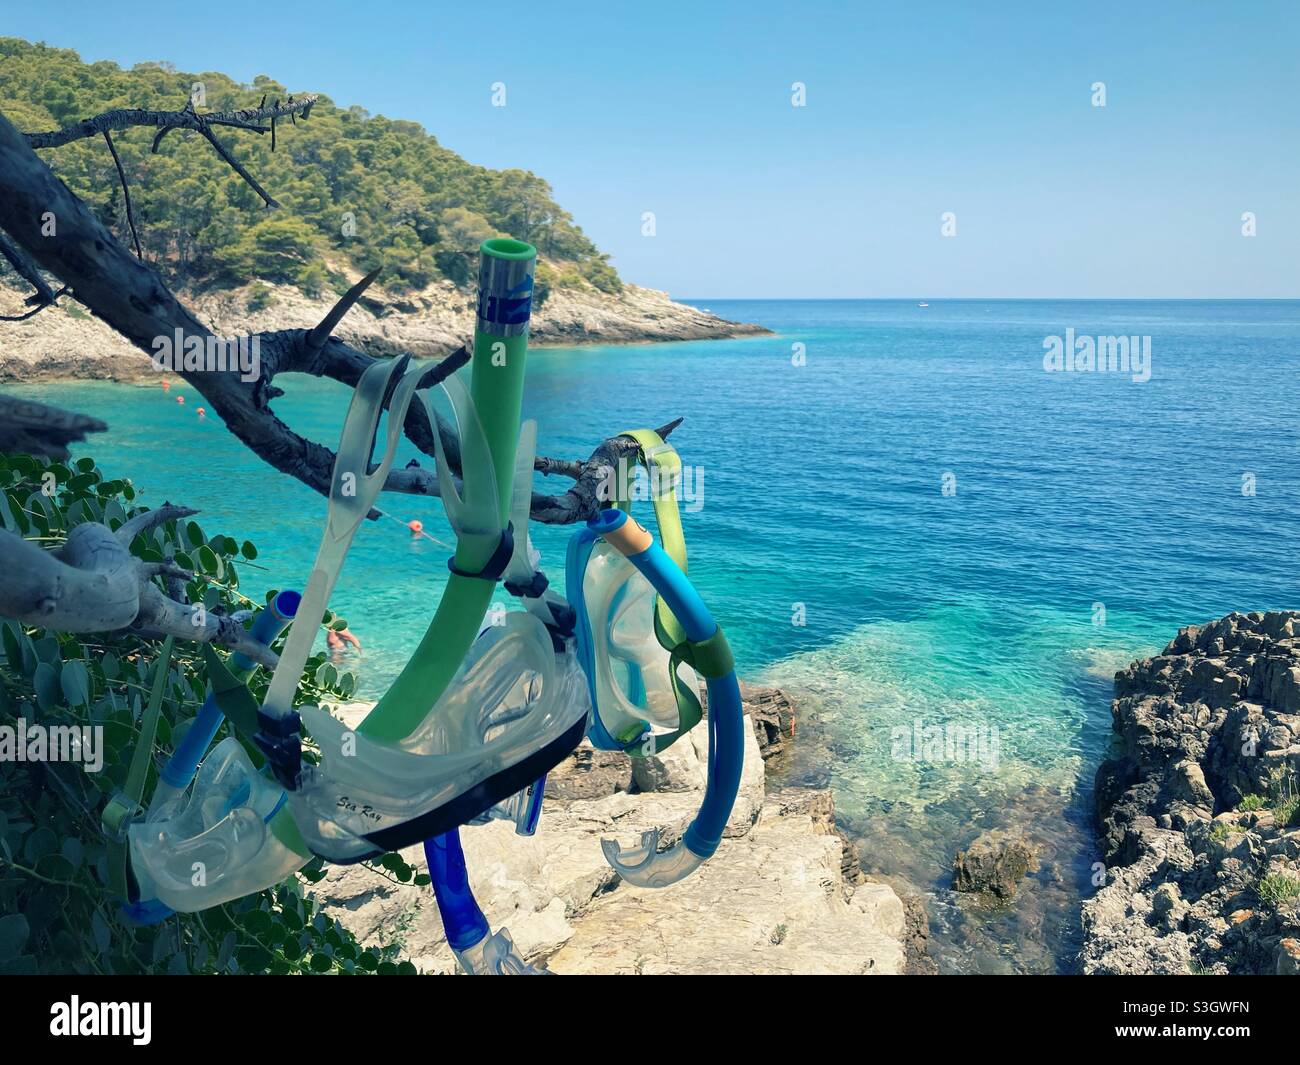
22 298 1300 972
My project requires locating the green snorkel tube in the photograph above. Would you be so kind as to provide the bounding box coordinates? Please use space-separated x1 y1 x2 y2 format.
131 241 586 928
361 238 537 741
259 237 587 859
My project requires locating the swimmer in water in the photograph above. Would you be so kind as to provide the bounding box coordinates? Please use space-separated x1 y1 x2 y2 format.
326 627 361 655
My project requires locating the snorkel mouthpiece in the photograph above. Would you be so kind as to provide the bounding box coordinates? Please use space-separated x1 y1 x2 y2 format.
582 509 745 887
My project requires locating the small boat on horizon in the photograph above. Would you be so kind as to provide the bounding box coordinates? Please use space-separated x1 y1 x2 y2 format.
918 302 929 308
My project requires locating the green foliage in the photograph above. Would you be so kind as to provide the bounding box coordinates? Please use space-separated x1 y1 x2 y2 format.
0 451 413 974
580 254 624 295
0 37 619 295
1263 765 1299 828
245 282 275 313
1238 793 1267 812
1256 872 1300 911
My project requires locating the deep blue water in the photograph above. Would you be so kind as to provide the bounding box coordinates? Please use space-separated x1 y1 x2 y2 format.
22 298 1300 971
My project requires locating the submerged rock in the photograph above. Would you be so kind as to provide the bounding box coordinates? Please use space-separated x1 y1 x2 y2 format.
1082 611 1300 975
952 829 1039 898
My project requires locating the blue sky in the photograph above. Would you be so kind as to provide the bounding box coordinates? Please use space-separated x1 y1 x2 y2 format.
5 0 1297 297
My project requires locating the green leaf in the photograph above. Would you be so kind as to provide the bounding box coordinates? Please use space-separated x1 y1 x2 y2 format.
24 827 58 862
91 910 111 954
217 931 237 969
241 540 258 560
33 663 60 710
197 544 220 575
1 622 22 669
237 945 272 971
61 838 84 870
309 952 333 973
60 660 91 708
0 914 30 961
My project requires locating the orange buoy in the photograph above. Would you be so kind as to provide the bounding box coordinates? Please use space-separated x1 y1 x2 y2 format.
176 395 185 405
162 378 171 392
407 519 424 536
196 406 206 419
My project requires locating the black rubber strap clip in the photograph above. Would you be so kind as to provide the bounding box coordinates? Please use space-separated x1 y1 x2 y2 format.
255 708 303 790
447 522 514 582
504 570 549 599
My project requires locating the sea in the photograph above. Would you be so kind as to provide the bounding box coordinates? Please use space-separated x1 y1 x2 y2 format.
21 298 1300 972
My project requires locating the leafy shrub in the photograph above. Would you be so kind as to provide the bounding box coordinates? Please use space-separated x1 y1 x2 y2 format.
1256 872 1300 911
0 451 422 974
246 282 275 313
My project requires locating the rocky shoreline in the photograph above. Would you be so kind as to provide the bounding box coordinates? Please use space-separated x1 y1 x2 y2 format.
1083 611 1300 975
0 278 770 382
315 683 928 975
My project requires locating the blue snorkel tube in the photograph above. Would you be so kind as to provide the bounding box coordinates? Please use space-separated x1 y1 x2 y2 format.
156 590 301 801
424 831 545 974
571 509 743 887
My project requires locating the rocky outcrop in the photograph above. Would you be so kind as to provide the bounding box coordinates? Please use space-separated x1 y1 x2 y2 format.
0 277 769 382
952 829 1039 899
315 686 913 975
1082 611 1300 975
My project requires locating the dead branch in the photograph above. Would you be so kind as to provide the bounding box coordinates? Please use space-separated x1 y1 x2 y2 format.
0 504 277 667
102 130 143 258
0 393 107 459
0 105 678 527
0 229 57 307
25 95 318 150
196 121 280 208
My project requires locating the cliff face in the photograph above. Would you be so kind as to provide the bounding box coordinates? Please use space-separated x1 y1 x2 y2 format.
0 278 769 382
314 686 916 976
1083 612 1300 975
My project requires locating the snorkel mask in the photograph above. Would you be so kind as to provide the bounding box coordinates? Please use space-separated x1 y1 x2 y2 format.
122 590 300 923
130 239 589 933
569 509 744 887
129 352 424 909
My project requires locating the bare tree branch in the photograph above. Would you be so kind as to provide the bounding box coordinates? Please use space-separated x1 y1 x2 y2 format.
196 121 280 208
528 418 682 524
0 515 278 667
0 105 681 527
0 393 107 459
25 95 318 150
0 228 57 306
102 130 143 258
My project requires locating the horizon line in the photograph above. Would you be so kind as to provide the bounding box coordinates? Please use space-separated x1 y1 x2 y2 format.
675 296 1300 303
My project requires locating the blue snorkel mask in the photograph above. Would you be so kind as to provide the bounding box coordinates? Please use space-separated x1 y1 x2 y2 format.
568 509 744 887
